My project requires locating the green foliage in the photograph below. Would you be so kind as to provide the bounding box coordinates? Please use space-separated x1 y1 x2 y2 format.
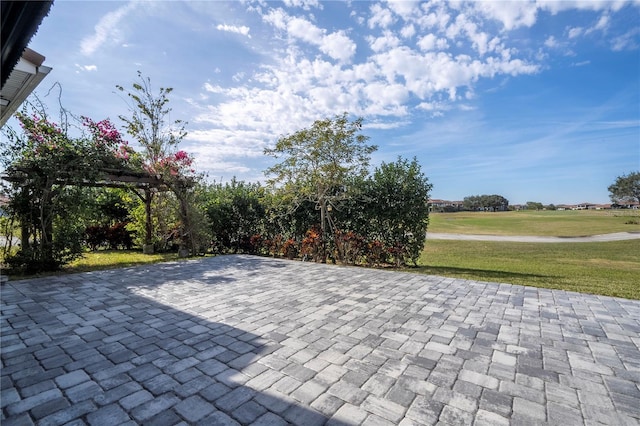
526 201 544 210
336 157 432 266
463 194 510 211
1 107 132 273
117 72 203 255
95 188 135 225
365 157 432 265
608 171 640 204
127 192 179 251
264 112 377 237
116 71 187 168
202 179 265 253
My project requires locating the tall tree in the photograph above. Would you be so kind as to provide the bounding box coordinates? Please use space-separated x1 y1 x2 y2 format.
116 72 197 253
608 171 640 204
116 71 187 169
264 113 377 252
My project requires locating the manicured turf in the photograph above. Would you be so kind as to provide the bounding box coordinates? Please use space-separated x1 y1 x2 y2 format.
429 210 640 236
415 239 640 300
4 250 188 280
66 250 186 273
6 210 639 300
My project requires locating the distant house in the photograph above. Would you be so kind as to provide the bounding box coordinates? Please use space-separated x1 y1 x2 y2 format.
573 203 594 210
613 202 640 210
557 203 614 211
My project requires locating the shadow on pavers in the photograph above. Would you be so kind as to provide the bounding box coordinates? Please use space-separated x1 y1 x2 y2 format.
1 256 348 425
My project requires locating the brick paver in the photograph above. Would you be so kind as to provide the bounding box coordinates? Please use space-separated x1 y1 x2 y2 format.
2 255 639 424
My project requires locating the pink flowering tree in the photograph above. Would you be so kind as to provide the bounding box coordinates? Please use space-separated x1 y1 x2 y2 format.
116 72 205 255
1 109 137 272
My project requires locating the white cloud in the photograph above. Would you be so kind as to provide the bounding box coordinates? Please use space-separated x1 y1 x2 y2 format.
232 72 246 82
568 27 584 39
263 10 356 62
287 16 324 44
216 23 251 38
75 64 97 72
320 31 357 63
282 0 322 10
80 2 137 56
368 31 401 52
538 0 627 14
417 33 437 51
473 1 538 30
262 8 288 30
594 13 610 31
368 3 395 29
400 24 416 39
544 35 559 48
417 33 449 52
386 0 421 20
611 27 640 51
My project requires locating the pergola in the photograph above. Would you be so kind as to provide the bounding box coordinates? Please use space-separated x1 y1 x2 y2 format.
2 165 195 256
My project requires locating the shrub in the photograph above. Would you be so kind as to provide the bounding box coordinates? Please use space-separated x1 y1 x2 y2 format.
106 222 134 250
301 226 324 262
85 225 108 250
334 230 365 265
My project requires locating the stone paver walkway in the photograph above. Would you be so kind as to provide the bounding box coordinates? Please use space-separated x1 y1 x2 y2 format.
2 255 639 425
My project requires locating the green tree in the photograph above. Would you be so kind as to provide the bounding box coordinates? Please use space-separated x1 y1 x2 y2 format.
117 72 201 254
608 171 640 205
464 194 509 211
116 71 186 168
1 107 130 272
356 157 432 266
202 179 266 253
526 201 544 211
264 113 377 258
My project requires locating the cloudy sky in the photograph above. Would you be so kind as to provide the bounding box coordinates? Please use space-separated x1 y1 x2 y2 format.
18 0 640 204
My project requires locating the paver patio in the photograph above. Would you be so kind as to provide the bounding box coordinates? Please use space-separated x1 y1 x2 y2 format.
1 254 639 425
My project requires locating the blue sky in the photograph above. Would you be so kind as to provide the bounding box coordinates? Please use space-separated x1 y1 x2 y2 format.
15 0 640 204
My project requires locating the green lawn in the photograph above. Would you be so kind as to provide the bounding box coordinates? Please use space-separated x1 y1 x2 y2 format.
4 250 188 280
429 210 640 236
5 210 639 299
414 238 639 300
66 250 187 273
420 210 640 299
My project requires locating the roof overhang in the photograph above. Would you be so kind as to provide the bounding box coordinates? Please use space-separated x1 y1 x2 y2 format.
0 0 53 128
0 48 52 127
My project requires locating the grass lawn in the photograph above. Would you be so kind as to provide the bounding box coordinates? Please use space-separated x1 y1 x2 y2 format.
414 239 640 300
5 210 639 300
4 250 189 280
429 209 640 236
66 250 187 273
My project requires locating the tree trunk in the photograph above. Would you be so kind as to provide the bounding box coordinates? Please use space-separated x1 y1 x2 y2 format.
177 190 192 255
40 183 54 263
143 188 154 253
320 199 327 263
